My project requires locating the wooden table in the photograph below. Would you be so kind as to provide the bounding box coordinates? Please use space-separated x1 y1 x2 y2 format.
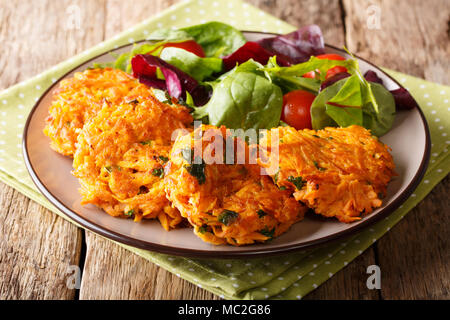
0 0 448 300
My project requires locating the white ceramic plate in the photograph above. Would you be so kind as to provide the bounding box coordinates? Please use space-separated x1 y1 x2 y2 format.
23 31 430 258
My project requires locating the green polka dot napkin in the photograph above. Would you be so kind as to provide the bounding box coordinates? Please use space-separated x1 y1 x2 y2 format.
0 0 448 300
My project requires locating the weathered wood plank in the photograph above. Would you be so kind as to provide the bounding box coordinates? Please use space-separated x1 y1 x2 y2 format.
376 177 450 299
304 247 380 299
79 232 219 300
0 182 83 299
343 0 450 299
0 0 105 300
343 0 449 85
248 0 345 46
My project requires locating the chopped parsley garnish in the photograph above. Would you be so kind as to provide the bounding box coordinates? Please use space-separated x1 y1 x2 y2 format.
198 225 209 234
140 140 152 146
162 91 173 105
105 166 112 173
273 168 280 183
287 176 306 190
259 227 275 239
158 155 169 162
257 209 267 218
152 168 164 178
184 156 206 184
125 209 134 217
312 134 321 138
217 210 239 226
279 186 287 191
313 161 326 171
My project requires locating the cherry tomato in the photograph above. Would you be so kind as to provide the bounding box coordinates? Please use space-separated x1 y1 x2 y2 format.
302 53 347 80
325 65 348 79
315 53 346 61
302 71 318 79
281 90 316 130
316 54 347 80
162 40 206 57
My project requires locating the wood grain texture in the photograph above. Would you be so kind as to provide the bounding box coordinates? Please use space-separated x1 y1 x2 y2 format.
80 232 219 300
0 0 448 300
304 247 380 299
343 0 450 299
0 182 82 299
247 0 345 46
343 0 450 85
376 177 450 299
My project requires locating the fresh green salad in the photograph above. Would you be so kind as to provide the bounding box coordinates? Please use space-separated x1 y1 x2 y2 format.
94 22 417 136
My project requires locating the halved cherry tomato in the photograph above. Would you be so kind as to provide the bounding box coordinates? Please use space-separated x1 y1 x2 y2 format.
281 89 316 130
161 40 206 57
325 65 347 79
302 71 318 79
316 54 347 80
315 53 346 61
302 53 347 80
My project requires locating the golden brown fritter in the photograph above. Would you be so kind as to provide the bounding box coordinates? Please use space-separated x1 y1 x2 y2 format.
258 125 395 223
164 125 307 245
44 68 141 157
72 91 193 230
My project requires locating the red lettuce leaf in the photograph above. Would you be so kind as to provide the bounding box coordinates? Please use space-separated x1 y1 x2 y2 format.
390 87 419 110
256 25 325 65
131 54 210 105
364 70 384 85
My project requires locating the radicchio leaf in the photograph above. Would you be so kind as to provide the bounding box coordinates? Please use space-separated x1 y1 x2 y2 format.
256 25 325 65
131 54 210 105
222 41 290 71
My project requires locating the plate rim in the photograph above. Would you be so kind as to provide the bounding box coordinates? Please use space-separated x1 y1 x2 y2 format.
22 31 431 258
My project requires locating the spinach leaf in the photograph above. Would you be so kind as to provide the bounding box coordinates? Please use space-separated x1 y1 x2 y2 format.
262 56 358 83
193 61 283 131
325 74 363 127
148 22 246 57
181 22 246 57
361 82 396 136
159 47 223 81
262 56 321 94
311 77 395 136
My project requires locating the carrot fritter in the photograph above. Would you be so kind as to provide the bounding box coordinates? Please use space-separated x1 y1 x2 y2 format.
72 92 193 230
258 125 395 223
44 68 140 157
164 125 306 245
